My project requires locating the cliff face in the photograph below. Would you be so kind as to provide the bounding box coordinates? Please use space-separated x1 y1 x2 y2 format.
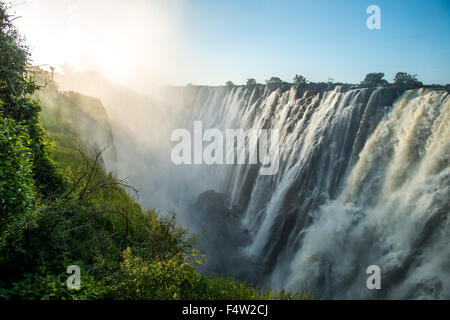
36 81 118 172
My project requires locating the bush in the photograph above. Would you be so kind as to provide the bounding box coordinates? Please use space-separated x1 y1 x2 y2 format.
265 77 284 85
107 248 203 299
0 269 108 300
245 78 257 86
293 74 308 86
393 72 423 88
360 72 388 86
0 113 37 261
225 81 234 88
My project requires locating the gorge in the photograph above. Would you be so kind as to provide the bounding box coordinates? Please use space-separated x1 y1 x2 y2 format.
56 74 449 299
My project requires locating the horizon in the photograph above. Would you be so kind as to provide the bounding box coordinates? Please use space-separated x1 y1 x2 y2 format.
9 0 450 91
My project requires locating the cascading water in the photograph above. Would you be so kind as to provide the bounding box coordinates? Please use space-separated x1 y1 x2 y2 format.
279 88 450 299
173 85 449 299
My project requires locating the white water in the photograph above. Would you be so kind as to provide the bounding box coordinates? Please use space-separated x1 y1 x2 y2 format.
175 86 449 299
280 89 450 299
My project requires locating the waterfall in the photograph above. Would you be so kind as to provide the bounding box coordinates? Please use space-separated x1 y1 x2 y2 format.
95 81 448 299
280 89 449 299
172 85 449 299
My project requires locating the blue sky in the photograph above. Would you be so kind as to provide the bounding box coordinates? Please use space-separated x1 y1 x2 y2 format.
177 0 450 85
12 0 450 87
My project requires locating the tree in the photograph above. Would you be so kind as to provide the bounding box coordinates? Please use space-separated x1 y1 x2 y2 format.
225 81 234 88
293 74 308 85
0 114 36 244
361 73 388 86
245 78 257 86
393 72 423 88
0 2 62 196
265 77 284 85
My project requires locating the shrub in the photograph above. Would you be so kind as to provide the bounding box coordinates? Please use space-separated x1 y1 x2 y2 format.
225 81 234 88
245 78 257 86
265 77 284 85
360 72 388 86
0 113 36 256
107 248 203 299
293 74 308 86
393 72 423 88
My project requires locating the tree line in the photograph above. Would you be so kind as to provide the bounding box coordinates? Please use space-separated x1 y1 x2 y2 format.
225 72 430 89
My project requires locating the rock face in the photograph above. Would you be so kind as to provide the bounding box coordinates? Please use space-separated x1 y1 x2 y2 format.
190 190 262 282
37 83 119 172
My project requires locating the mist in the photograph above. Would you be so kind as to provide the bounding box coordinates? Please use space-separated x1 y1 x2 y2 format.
11 0 191 91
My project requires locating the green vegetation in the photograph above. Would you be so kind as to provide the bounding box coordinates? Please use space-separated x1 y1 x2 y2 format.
0 114 36 251
393 72 423 88
360 72 389 86
361 71 426 89
0 3 310 300
225 81 234 88
293 74 308 86
265 77 284 85
245 78 257 86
